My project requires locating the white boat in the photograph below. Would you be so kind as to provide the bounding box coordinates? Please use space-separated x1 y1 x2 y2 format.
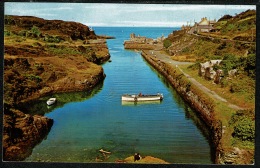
46 98 56 106
121 93 163 102
122 100 161 106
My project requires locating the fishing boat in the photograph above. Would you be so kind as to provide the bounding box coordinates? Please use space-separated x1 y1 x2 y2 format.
46 98 56 106
121 93 163 102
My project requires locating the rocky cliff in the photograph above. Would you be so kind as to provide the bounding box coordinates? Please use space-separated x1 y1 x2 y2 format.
3 104 53 161
3 15 110 160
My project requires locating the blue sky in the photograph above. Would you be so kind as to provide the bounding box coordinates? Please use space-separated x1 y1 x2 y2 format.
4 3 256 27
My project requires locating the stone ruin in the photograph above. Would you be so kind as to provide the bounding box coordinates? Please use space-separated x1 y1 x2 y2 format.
129 33 165 44
199 60 237 84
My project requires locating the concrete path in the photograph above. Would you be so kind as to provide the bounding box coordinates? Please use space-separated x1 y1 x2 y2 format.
147 50 244 110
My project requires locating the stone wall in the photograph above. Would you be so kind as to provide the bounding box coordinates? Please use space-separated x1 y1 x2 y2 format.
141 50 222 163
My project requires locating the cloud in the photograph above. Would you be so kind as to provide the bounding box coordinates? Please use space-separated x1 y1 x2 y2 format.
111 20 186 27
119 4 256 13
4 3 256 27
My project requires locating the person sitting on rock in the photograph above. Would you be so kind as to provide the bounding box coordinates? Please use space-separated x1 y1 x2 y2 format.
134 153 141 161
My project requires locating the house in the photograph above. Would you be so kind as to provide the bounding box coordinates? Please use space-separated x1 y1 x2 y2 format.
190 17 216 33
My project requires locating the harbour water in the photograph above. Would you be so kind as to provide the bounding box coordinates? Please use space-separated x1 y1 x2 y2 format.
25 27 212 164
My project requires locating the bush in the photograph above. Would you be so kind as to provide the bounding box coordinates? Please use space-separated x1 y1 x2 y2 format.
4 30 11 36
181 47 190 53
30 26 41 37
18 30 27 36
187 62 200 70
219 54 239 75
229 110 255 142
220 78 228 88
44 35 62 43
230 82 242 93
233 117 255 141
163 39 172 48
244 54 256 78
226 24 236 31
25 74 42 83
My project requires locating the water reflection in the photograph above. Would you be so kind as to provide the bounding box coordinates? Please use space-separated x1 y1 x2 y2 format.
17 81 104 116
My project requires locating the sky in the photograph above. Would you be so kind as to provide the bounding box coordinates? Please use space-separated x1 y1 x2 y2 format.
4 3 256 27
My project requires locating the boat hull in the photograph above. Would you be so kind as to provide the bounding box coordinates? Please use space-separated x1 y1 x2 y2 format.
47 98 56 106
121 94 163 102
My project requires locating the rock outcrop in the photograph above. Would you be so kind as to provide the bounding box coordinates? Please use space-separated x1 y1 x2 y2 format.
5 15 97 40
3 104 53 161
217 147 254 164
3 15 110 161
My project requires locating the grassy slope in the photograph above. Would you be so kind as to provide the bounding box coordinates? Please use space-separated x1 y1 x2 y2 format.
4 18 109 104
164 10 256 157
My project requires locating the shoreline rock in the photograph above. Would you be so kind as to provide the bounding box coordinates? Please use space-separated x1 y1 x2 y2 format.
3 104 53 161
3 15 111 161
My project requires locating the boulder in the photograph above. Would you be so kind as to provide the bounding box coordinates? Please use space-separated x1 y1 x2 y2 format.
3 104 53 161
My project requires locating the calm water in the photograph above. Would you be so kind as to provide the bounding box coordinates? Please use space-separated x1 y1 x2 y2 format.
25 27 212 164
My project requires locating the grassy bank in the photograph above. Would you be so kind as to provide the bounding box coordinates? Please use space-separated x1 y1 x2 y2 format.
141 50 254 164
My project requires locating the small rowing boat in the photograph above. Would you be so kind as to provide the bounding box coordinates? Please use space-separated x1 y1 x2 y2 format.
121 93 163 102
46 98 56 106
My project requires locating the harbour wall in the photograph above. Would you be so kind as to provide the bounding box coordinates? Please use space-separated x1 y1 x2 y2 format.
141 50 222 163
124 41 156 50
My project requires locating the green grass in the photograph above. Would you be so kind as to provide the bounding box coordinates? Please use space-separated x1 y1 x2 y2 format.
180 64 255 109
178 64 255 150
46 45 82 56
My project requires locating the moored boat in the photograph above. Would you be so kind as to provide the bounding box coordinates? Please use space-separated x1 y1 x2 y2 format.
47 98 57 106
121 93 163 102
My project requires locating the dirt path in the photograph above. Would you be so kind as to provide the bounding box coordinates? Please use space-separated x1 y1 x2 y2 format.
147 50 244 110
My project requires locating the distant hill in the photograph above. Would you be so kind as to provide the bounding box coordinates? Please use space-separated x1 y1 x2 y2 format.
5 15 97 41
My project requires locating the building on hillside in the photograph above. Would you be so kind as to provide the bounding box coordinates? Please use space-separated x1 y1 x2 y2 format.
189 17 216 33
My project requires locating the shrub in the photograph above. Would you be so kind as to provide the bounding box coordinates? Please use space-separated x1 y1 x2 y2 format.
30 26 41 37
44 35 62 43
181 47 190 53
226 24 236 31
233 117 255 141
220 77 228 88
18 30 27 36
187 62 200 70
229 110 255 142
4 30 11 36
230 82 242 93
220 54 239 75
244 54 256 78
163 39 172 48
25 74 42 83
